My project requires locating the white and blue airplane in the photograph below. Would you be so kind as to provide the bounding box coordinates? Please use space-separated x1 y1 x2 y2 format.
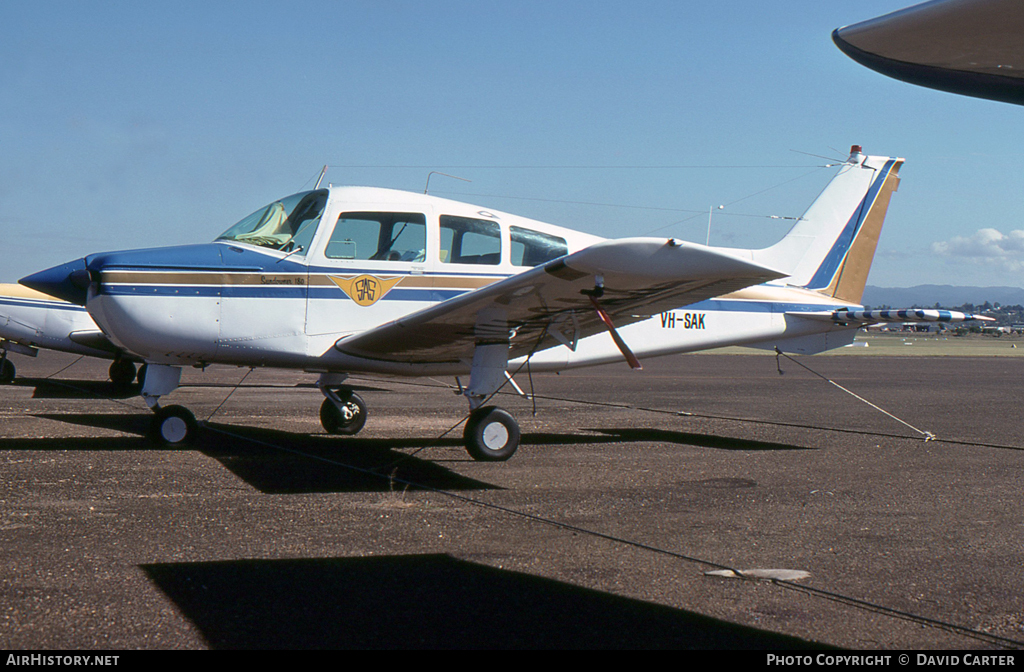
18 146 988 460
0 283 142 385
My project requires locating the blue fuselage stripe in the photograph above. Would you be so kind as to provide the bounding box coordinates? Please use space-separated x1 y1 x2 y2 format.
93 284 854 314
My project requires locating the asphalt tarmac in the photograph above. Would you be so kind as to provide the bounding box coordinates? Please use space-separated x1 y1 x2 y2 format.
1 350 1022 650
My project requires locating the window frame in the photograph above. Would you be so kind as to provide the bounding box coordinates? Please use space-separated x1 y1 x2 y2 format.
321 211 428 264
509 225 568 267
438 215 503 266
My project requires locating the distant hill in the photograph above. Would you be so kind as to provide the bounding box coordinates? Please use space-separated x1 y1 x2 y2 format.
863 285 1024 308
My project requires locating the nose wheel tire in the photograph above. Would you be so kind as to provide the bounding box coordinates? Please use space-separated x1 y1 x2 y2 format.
151 405 198 446
320 392 367 435
464 406 520 462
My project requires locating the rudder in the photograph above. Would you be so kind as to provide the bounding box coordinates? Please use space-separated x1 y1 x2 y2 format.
751 146 903 303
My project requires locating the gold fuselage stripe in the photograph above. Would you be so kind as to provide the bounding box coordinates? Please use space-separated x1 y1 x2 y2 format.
98 270 501 290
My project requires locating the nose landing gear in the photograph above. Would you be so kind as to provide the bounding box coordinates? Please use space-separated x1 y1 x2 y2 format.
317 373 368 435
319 390 367 435
139 364 198 446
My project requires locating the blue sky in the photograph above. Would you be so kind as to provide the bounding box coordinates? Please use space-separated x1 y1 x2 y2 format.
3 1 1023 288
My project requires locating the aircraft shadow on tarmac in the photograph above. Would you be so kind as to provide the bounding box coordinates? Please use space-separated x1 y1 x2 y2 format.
15 377 141 400
589 428 815 452
14 377 390 400
141 553 829 650
25 413 498 494
519 428 814 452
20 413 811 494
198 423 498 494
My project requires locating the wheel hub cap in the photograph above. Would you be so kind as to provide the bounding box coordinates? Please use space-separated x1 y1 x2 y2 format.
482 421 509 450
161 417 188 443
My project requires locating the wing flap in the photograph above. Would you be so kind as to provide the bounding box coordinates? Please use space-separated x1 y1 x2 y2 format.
335 238 786 364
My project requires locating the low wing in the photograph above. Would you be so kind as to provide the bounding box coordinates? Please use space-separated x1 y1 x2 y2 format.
335 237 785 364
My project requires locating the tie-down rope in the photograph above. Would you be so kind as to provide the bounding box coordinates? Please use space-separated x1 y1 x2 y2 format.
774 347 936 442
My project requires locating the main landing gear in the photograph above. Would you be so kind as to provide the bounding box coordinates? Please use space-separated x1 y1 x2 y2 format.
1 340 38 384
108 358 141 388
316 372 521 461
457 341 521 461
0 354 15 384
464 405 520 461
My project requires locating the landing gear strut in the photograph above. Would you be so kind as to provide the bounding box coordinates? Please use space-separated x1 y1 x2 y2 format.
457 339 522 461
140 364 199 446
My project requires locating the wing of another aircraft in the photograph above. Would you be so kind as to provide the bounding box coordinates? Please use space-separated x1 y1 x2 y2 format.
334 237 786 364
834 0 1024 105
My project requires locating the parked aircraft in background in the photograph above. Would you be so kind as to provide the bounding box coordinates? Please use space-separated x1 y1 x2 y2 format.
0 284 141 385
834 0 1024 106
19 146 989 460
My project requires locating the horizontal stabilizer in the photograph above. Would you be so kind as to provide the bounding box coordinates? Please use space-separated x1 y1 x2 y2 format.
788 308 995 324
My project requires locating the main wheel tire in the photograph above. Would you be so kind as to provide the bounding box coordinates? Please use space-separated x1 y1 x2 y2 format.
464 406 520 462
320 392 367 435
0 358 15 384
151 405 198 446
137 364 148 385
109 360 137 388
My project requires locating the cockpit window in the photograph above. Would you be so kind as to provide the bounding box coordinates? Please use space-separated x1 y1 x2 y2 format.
325 212 426 262
215 189 328 254
510 226 568 266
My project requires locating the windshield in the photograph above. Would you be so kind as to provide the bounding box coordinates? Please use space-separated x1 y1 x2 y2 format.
215 189 328 254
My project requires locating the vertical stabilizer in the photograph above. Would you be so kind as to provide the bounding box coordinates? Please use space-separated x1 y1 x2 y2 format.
751 146 902 303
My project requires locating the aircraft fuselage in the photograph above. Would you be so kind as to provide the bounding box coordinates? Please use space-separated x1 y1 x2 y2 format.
24 186 865 379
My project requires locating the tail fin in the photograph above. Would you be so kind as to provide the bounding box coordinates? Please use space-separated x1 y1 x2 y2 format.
752 146 903 303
